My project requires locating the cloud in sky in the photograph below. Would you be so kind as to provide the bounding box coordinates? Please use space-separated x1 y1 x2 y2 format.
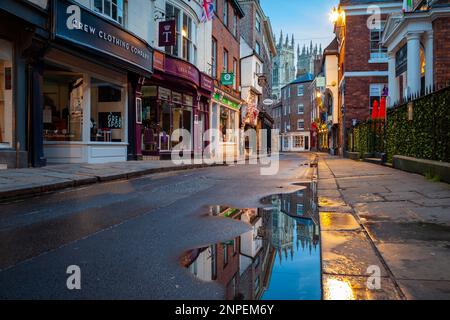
260 0 339 51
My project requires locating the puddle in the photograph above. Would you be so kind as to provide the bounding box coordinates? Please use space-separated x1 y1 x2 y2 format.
180 182 322 300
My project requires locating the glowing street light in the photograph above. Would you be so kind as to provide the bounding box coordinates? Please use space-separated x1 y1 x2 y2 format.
329 7 340 23
329 7 345 26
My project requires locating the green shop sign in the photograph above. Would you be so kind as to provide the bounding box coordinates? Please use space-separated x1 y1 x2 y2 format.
221 72 234 86
213 93 241 110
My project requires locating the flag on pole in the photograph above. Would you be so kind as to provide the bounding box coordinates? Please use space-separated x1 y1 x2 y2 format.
201 0 215 23
403 0 413 12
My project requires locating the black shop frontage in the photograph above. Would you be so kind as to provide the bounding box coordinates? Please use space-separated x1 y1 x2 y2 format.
36 0 153 165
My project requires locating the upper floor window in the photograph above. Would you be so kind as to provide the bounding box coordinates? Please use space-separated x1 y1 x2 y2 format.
212 38 218 78
223 49 229 72
297 85 304 96
298 104 304 114
255 41 260 55
233 58 237 90
232 12 238 37
256 12 261 32
222 0 228 26
94 0 124 25
165 3 198 65
370 22 387 60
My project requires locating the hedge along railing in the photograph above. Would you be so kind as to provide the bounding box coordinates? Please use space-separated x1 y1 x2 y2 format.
386 86 450 163
351 85 450 163
350 119 385 156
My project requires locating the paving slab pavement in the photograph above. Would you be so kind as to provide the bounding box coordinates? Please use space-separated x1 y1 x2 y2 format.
0 160 225 202
317 153 450 300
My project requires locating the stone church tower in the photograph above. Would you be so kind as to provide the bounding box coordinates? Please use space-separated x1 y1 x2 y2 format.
272 31 296 101
297 41 323 77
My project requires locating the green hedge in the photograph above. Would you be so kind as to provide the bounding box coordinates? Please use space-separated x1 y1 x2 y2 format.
386 87 450 163
352 87 450 163
352 120 385 156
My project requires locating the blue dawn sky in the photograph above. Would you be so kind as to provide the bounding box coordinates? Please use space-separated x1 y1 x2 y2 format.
260 0 339 53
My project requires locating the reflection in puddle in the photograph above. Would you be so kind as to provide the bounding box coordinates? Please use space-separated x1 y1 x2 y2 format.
180 183 322 300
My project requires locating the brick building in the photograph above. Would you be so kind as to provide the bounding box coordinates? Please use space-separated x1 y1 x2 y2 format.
210 0 245 160
382 0 450 105
332 0 403 154
277 73 315 152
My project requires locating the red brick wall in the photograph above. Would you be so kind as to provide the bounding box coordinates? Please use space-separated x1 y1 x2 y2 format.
344 15 389 72
280 82 313 132
433 17 450 85
212 0 241 99
341 76 388 128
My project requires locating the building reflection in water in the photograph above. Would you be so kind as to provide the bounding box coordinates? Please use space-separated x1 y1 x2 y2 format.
180 183 322 300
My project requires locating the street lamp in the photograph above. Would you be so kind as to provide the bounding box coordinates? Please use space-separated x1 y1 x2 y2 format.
329 7 345 26
329 7 340 23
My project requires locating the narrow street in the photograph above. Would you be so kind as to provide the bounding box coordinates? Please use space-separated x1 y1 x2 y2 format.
0 153 317 299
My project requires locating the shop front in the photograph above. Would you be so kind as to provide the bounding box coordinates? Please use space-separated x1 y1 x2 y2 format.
282 132 310 152
140 50 213 160
0 1 48 168
40 0 153 164
211 92 241 161
241 91 260 157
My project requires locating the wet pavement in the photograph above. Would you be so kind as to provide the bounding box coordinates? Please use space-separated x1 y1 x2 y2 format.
318 153 450 300
0 153 319 299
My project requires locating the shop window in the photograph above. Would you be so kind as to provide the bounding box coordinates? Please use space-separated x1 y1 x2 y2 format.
220 107 237 143
90 78 124 142
294 135 304 148
93 0 124 25
165 3 197 65
43 67 84 142
0 39 13 148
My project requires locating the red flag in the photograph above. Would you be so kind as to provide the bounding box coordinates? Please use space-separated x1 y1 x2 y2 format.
371 100 379 120
379 97 386 119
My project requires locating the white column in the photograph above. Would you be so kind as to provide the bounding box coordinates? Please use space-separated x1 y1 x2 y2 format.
425 31 434 91
388 51 398 106
406 32 422 96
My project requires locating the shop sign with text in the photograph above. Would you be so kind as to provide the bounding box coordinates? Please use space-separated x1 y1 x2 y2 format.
55 0 153 74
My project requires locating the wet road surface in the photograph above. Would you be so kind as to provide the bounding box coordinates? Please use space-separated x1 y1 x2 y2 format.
0 153 316 299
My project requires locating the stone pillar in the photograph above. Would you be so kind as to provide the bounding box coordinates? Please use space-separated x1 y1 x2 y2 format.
425 31 434 90
388 52 398 106
406 32 422 96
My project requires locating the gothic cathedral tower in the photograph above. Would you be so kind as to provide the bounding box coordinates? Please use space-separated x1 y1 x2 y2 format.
272 30 296 101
